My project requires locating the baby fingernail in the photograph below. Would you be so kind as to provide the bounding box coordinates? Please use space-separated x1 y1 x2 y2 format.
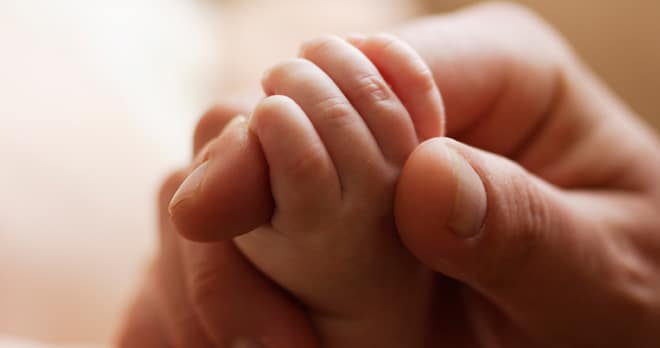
446 147 487 238
231 338 265 348
169 161 209 213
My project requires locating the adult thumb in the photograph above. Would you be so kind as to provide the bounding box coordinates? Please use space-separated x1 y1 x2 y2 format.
395 138 612 325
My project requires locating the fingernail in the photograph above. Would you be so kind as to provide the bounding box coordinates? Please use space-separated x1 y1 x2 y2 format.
446 147 487 238
169 115 247 214
168 161 210 213
231 338 265 348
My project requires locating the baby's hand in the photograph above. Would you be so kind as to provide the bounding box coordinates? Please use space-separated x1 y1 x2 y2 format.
171 35 445 347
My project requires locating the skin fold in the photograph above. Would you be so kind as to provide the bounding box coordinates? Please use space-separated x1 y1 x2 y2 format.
169 34 446 347
119 3 660 348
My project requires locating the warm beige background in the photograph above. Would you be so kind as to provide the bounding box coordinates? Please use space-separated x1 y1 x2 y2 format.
424 0 660 130
0 0 220 345
0 0 657 346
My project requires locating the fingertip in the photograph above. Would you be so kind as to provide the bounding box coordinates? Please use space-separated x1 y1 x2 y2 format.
194 104 249 156
249 95 296 134
261 58 310 97
170 118 273 242
358 34 445 140
158 170 188 215
396 138 458 265
396 137 489 280
248 95 302 151
250 95 340 216
298 34 343 58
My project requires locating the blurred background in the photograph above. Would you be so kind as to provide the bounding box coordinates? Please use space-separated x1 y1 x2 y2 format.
0 0 658 346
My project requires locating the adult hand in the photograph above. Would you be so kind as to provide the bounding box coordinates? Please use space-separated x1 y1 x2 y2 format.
116 102 319 348
120 2 660 347
394 2 660 347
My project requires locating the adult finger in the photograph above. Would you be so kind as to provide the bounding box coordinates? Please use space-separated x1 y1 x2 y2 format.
395 3 658 190
395 138 658 345
194 103 250 156
156 171 214 348
170 117 273 241
115 274 173 348
180 239 320 348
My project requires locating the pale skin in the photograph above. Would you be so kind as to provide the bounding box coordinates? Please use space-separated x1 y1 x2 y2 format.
161 33 444 348
118 3 660 348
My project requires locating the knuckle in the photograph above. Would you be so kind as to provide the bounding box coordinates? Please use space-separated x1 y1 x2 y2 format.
407 63 437 95
474 173 548 289
518 176 553 237
288 143 331 181
508 176 547 252
353 73 394 104
366 34 440 98
316 95 358 130
368 34 437 94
